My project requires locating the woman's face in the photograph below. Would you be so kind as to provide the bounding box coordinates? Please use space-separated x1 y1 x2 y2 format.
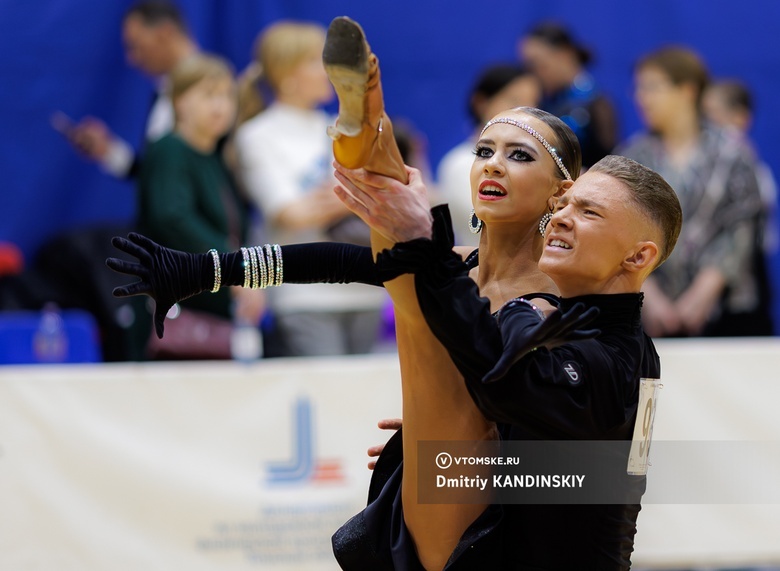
176 75 237 140
470 111 564 231
634 65 688 132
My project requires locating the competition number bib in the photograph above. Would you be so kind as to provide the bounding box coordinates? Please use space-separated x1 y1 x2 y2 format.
627 377 660 476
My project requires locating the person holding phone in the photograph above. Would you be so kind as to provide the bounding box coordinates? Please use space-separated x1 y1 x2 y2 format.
58 1 197 179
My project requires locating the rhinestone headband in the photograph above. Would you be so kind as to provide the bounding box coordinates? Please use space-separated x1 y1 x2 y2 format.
480 117 572 181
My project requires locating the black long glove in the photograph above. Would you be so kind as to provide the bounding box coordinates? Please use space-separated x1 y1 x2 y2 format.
106 233 221 339
106 233 389 339
484 300 600 383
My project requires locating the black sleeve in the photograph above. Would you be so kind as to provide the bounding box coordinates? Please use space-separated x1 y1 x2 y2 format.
219 243 391 288
282 243 384 285
376 205 632 436
375 205 513 379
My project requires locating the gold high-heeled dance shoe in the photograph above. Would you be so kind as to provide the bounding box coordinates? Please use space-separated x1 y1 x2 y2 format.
323 16 409 184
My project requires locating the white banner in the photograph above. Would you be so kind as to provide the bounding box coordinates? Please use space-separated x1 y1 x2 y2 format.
0 356 402 571
1 340 780 569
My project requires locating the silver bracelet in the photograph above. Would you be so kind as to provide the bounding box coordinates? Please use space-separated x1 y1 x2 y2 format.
208 249 221 293
258 244 276 287
272 244 283 286
255 246 268 289
240 247 251 289
247 245 259 289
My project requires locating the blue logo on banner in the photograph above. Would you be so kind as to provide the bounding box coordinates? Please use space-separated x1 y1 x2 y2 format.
265 398 344 484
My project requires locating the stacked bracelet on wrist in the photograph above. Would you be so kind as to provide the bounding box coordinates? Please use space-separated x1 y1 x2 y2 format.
239 245 284 289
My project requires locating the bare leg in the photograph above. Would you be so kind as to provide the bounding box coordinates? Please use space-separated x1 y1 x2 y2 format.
325 20 496 569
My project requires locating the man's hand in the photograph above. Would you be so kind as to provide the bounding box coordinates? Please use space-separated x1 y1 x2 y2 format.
332 162 433 244
66 117 114 161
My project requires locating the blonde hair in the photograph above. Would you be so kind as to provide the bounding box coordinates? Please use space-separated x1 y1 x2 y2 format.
170 53 235 118
237 21 326 124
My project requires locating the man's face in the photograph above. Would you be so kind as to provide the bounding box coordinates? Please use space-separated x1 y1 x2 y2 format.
539 170 654 296
122 15 171 77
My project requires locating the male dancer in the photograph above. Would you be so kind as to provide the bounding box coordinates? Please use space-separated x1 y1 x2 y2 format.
331 153 682 569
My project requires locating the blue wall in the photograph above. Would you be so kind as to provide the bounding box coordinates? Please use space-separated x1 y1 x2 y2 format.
2 0 780 324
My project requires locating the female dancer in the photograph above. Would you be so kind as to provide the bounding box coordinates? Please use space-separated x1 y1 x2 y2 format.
107 17 583 570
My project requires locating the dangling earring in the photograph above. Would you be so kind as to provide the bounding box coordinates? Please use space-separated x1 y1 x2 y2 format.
468 209 483 234
538 212 553 236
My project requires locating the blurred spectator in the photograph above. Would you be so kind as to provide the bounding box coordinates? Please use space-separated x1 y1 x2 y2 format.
618 47 770 337
62 1 197 178
234 21 385 357
132 53 264 359
703 79 778 253
518 22 617 168
436 63 541 246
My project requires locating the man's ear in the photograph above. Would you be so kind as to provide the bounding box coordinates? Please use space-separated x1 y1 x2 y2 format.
623 241 659 273
549 179 573 209
556 179 573 196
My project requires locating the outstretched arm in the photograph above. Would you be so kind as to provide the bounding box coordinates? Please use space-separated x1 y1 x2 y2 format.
106 235 393 338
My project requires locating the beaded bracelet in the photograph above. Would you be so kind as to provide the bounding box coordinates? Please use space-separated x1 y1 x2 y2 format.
255 246 268 289
208 249 221 293
240 247 251 289
247 246 259 289
236 243 284 289
272 244 283 286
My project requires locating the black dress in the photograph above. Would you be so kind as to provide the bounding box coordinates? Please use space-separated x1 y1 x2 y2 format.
331 206 658 570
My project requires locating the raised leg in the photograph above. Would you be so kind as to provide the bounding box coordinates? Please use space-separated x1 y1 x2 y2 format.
325 18 497 569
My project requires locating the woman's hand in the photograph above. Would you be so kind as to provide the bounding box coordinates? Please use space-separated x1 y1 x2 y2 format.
367 418 402 470
106 233 210 338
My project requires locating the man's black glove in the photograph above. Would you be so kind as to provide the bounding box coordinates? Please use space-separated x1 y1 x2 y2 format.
484 301 601 383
